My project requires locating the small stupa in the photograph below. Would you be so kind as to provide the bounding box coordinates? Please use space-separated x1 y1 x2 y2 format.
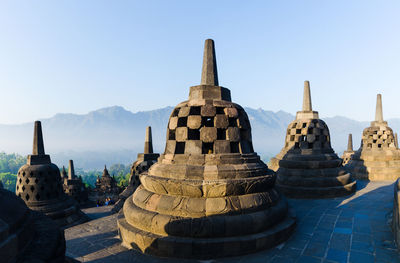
15 121 88 228
0 187 67 262
96 165 119 193
63 160 88 203
346 94 400 180
117 39 295 259
341 134 355 165
269 81 356 198
113 126 159 213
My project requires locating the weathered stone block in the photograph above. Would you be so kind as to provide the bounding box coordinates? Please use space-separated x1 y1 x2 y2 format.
165 140 176 154
214 114 228 128
214 140 230 153
200 127 217 142
201 105 216 116
185 140 202 154
176 127 188 142
187 115 202 129
224 107 238 118
169 117 178 130
178 107 190 117
227 127 240 142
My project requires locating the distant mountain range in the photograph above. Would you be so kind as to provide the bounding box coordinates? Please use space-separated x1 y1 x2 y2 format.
0 106 399 170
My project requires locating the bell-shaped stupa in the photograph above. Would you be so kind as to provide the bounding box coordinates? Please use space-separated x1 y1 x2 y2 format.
341 134 355 165
0 187 67 262
15 121 88 228
117 39 295 259
346 94 400 180
114 126 160 213
269 81 356 198
63 160 88 203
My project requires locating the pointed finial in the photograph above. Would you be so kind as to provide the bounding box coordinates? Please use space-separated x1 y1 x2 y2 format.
347 134 353 151
68 160 76 179
302 81 312 111
201 39 219 86
32 121 45 155
375 94 384 122
144 126 153 154
396 133 399 149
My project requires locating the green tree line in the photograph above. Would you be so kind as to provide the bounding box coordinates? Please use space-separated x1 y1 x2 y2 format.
0 152 132 192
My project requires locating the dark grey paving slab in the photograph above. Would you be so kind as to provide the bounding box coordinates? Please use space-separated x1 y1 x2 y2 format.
65 180 400 262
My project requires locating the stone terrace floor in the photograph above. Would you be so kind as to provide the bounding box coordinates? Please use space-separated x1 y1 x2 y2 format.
65 180 400 263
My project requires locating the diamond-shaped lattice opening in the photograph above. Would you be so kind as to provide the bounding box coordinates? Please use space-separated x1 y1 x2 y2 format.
25 194 30 201
16 186 19 190
171 108 180 117
228 118 236 127
30 186 35 192
25 178 30 184
168 129 176 140
296 129 301 134
189 106 201 115
203 142 214 154
19 178 22 183
22 172 25 177
378 144 382 148
229 142 239 153
216 107 225 114
35 194 40 200
217 129 226 140
21 185 25 192
203 117 214 127
302 123 307 128
175 142 185 154
177 117 187 127
188 129 200 140
35 178 39 184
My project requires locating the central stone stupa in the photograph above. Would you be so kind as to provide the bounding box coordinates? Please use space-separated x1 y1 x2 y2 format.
269 81 356 198
117 39 295 259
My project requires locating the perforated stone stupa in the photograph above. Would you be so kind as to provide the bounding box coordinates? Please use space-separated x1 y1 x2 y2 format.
341 134 355 165
346 94 400 181
15 121 88 228
113 126 159 213
117 39 295 259
269 81 356 198
0 187 67 262
63 160 88 203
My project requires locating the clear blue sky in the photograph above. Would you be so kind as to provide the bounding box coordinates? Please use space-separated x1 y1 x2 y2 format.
0 1 399 124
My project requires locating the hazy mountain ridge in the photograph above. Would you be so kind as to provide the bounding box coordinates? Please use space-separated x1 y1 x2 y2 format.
0 106 398 169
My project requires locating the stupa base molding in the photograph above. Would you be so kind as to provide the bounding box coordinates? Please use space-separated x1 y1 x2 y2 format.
27 197 89 228
117 209 295 259
277 181 356 199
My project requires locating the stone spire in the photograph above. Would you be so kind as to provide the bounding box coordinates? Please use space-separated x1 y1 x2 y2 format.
68 160 76 179
144 126 153 154
201 39 218 86
302 80 312 111
375 94 383 122
347 134 353 151
296 80 318 120
32 121 45 155
61 166 67 179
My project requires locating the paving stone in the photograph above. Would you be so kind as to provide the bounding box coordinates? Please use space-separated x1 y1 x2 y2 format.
349 250 374 263
326 248 348 263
